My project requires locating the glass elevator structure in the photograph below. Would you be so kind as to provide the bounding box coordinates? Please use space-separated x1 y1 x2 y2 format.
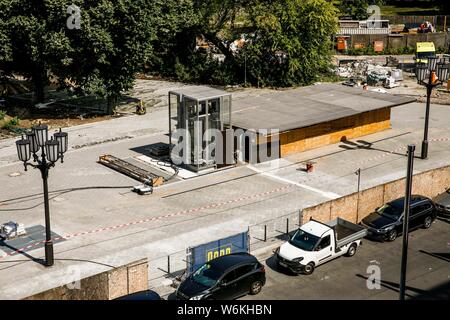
168 87 232 172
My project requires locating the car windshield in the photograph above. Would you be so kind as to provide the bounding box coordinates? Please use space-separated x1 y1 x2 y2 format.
289 229 320 251
191 263 222 288
377 203 403 220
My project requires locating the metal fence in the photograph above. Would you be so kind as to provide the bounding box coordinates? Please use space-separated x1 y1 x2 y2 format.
147 210 304 290
248 210 303 247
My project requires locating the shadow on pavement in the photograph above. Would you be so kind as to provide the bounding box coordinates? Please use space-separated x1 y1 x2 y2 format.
356 273 450 300
411 281 450 300
264 255 298 277
419 250 450 263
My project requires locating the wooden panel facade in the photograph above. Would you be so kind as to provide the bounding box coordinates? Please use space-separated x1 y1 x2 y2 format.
278 108 391 157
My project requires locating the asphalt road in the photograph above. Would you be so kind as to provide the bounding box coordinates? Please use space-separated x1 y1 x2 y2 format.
244 218 450 300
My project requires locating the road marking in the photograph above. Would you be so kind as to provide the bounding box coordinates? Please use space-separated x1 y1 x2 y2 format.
247 164 340 200
0 184 295 260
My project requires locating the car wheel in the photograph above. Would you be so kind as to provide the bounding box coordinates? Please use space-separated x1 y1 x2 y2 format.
249 280 263 295
303 262 315 275
387 229 397 242
423 216 433 229
345 244 357 257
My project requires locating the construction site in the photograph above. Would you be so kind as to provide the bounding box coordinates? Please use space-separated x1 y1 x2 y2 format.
0 3 449 302
0 64 450 299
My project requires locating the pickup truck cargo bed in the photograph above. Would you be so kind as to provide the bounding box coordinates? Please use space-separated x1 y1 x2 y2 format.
325 218 368 248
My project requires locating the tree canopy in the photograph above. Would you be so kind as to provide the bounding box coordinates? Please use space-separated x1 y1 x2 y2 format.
0 0 341 112
333 0 385 20
0 0 158 112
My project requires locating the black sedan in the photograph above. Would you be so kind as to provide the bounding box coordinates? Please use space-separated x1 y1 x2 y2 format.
433 188 450 218
361 195 436 242
176 252 266 300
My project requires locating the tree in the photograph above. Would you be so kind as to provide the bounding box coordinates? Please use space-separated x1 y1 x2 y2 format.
0 0 156 114
61 0 157 114
237 0 339 87
333 0 384 20
0 0 73 102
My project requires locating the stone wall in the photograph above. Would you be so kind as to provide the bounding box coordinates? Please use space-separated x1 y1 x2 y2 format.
303 165 450 224
25 259 148 300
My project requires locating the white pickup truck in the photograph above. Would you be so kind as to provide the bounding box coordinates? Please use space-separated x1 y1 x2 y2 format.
275 218 368 275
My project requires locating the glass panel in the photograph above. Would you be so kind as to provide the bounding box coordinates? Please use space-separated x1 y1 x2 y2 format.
208 98 220 131
185 99 198 166
221 95 231 129
169 93 179 131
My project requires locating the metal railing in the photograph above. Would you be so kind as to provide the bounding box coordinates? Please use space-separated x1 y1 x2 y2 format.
147 209 304 290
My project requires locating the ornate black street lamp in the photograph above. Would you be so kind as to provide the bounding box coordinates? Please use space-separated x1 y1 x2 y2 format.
416 58 450 159
15 123 68 267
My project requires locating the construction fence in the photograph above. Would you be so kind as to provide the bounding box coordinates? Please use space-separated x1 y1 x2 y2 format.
147 210 303 290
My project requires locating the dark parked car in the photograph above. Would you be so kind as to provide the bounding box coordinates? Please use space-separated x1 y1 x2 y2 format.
115 290 162 300
433 188 450 218
361 195 436 242
176 253 266 300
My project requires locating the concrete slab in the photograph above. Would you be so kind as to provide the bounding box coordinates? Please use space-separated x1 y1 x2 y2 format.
0 97 449 299
0 225 65 255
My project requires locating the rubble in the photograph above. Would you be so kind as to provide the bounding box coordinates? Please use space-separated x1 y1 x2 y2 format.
335 59 403 87
366 65 391 85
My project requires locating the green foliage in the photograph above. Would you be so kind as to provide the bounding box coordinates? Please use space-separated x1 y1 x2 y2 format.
0 0 342 104
9 116 19 126
0 110 6 120
164 0 339 87
0 0 158 113
436 46 447 54
1 116 20 130
239 0 338 87
333 0 385 20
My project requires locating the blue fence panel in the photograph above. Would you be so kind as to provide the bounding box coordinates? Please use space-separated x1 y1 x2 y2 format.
188 231 249 274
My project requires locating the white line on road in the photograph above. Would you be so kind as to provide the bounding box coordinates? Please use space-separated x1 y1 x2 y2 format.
247 164 340 200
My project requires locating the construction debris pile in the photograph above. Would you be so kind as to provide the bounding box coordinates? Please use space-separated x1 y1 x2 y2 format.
366 65 392 85
335 60 403 89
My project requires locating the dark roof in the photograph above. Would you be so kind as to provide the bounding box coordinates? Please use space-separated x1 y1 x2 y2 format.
231 83 416 134
115 290 161 300
209 252 257 272
389 195 430 208
169 86 231 101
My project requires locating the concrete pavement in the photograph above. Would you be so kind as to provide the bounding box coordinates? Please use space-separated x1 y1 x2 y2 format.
0 89 450 299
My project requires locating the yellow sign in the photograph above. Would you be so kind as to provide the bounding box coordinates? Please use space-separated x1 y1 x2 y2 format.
206 245 232 262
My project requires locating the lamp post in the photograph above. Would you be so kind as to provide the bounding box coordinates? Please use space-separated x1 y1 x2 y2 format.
399 144 415 300
415 58 450 159
15 124 68 267
355 168 361 222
